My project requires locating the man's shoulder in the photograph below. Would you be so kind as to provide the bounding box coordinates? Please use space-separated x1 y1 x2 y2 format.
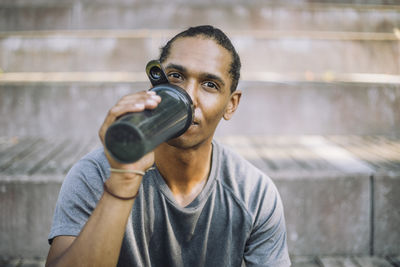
213 140 279 212
74 146 108 169
81 146 107 162
214 139 270 183
64 146 109 185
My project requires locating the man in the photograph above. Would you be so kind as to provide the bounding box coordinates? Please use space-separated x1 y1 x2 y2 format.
46 25 290 267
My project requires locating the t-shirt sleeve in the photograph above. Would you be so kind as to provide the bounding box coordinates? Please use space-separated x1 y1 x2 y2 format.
48 152 107 244
243 179 291 267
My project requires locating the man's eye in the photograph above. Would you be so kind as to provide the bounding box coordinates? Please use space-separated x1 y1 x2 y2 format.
203 81 218 89
168 73 182 80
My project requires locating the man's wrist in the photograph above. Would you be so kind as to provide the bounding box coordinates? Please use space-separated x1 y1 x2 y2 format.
109 167 146 176
105 173 143 199
103 183 139 200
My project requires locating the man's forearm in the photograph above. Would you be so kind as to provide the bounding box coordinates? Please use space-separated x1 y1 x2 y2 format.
47 178 138 267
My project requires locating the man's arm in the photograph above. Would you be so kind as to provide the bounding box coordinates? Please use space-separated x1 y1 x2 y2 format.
46 91 161 267
46 236 75 266
46 178 140 267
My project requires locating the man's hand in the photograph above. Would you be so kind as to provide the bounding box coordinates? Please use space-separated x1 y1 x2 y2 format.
99 90 162 197
99 90 161 152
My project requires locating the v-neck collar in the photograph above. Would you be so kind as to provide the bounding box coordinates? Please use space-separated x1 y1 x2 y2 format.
151 141 219 210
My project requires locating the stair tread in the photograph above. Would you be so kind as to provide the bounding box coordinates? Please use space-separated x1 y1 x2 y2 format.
1 135 399 178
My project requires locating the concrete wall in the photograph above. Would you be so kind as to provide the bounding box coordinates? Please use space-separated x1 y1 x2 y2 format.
373 173 400 256
0 175 63 258
276 173 371 256
1 1 399 32
0 35 398 74
1 1 399 137
1 82 399 138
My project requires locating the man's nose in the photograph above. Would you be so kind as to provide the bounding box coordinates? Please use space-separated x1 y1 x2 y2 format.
184 80 198 107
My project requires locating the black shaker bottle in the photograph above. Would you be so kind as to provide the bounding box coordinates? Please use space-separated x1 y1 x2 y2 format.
104 60 194 163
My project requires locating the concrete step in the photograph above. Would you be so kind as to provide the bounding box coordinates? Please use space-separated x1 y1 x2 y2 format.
0 135 399 258
296 255 400 267
0 30 398 74
219 135 400 256
0 81 399 137
0 1 399 32
1 256 399 267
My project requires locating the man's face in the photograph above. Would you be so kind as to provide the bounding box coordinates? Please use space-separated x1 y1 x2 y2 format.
161 36 240 149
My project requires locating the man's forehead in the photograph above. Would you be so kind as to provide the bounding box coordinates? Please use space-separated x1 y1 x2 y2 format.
163 36 232 78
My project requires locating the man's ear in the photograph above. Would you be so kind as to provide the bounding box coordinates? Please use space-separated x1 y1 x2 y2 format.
223 90 242 121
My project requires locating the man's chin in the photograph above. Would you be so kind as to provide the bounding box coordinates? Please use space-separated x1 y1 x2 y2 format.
165 135 198 149
165 132 211 150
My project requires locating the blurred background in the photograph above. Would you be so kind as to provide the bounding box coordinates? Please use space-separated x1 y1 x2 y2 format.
0 0 399 266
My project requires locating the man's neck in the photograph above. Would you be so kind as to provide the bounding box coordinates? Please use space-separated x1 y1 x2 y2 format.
154 141 213 207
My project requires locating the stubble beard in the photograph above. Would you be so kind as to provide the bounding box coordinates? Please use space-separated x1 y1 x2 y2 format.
165 126 215 151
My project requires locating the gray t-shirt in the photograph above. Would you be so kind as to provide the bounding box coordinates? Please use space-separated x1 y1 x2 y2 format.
49 141 290 267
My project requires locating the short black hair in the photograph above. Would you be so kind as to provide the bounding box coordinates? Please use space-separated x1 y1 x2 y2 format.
159 25 241 93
